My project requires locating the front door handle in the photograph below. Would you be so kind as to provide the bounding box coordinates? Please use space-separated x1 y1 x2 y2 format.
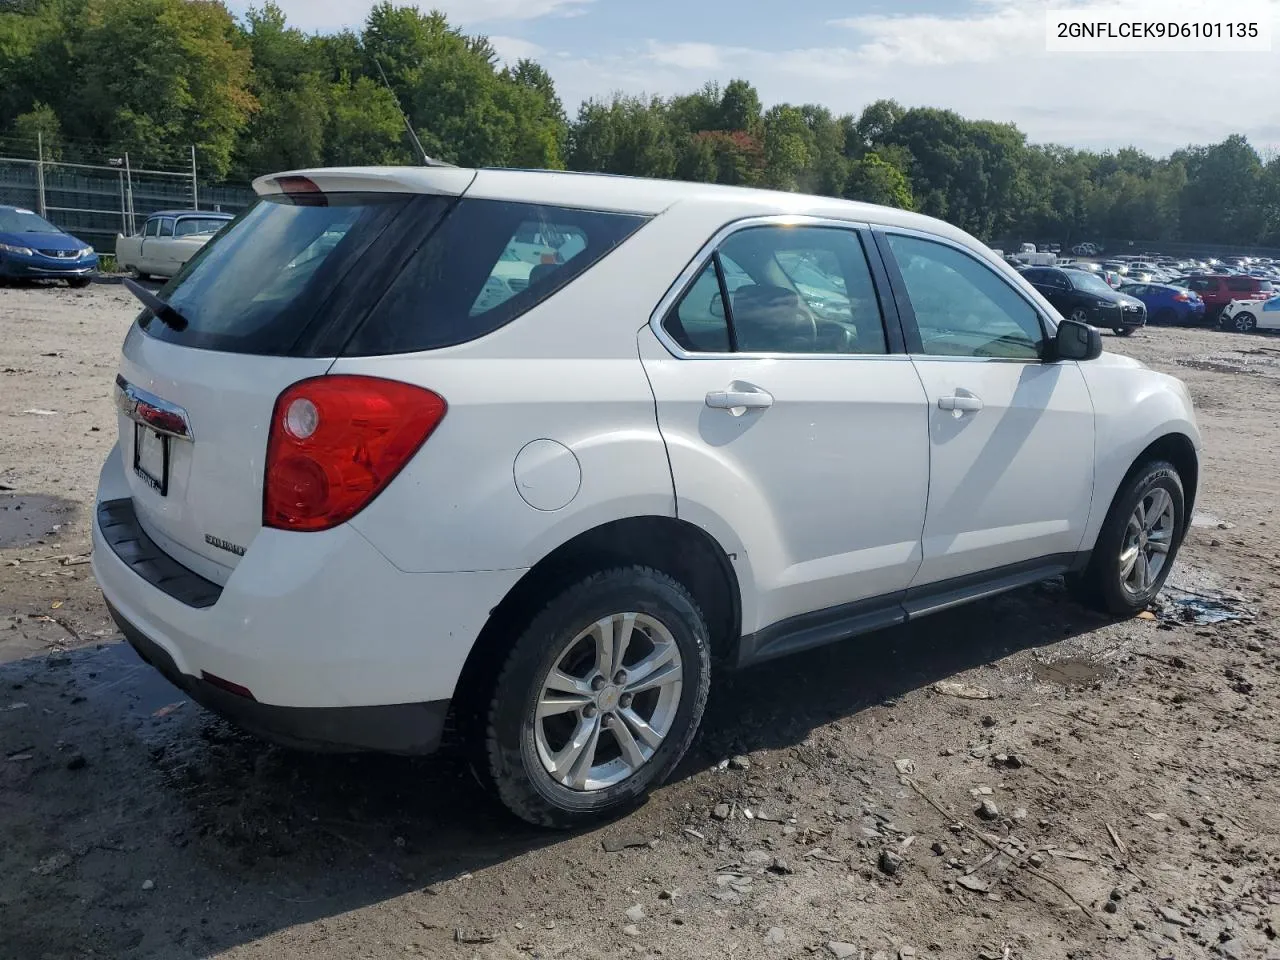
938 394 984 412
706 385 774 412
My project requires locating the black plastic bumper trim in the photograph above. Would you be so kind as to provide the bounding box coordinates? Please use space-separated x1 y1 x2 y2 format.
97 498 223 609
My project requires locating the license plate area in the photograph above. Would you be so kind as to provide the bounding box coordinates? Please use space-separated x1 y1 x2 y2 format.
133 422 171 496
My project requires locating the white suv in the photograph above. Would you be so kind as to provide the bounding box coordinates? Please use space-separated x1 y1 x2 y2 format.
93 167 1200 827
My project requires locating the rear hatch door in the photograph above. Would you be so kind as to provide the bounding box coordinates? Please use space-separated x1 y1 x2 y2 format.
115 168 474 581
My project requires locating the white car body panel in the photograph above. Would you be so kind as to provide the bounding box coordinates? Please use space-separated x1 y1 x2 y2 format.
908 358 1095 585
638 328 930 633
92 165 1201 729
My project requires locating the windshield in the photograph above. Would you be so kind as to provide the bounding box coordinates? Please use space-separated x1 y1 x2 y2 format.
0 208 60 234
1071 272 1114 296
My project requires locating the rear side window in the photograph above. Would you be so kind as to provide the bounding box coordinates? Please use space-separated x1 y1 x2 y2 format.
347 200 647 354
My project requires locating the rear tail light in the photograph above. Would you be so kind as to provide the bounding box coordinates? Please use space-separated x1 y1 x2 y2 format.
264 375 446 532
1173 293 1190 302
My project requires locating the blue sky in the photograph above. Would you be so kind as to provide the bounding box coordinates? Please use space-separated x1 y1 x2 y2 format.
226 0 1280 156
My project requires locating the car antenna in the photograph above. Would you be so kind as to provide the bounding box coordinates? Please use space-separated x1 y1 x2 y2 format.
375 57 451 167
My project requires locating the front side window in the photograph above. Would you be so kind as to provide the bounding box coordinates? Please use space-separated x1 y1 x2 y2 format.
158 219 175 238
664 225 888 355
887 233 1044 360
143 218 161 238
1070 272 1114 296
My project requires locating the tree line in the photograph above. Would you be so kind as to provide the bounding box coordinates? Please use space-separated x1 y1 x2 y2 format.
3 0 1279 248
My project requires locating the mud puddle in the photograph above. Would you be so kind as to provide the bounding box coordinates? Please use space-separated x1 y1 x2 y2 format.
1031 657 1110 687
0 493 79 549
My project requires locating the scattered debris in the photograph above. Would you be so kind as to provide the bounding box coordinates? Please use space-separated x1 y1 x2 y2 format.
826 943 858 959
956 875 990 893
22 409 58 416
152 701 186 718
624 904 644 924
933 680 994 700
894 758 917 775
31 853 72 876
141 879 155 891
1105 823 1127 855
765 927 786 944
602 833 651 853
711 803 731 821
976 800 1000 821
728 754 751 771
878 849 903 876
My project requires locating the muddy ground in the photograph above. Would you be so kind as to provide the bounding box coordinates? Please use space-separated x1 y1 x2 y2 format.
0 283 1277 960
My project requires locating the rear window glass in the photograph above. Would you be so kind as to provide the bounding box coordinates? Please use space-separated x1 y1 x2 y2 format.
346 199 647 354
138 193 429 354
174 217 231 237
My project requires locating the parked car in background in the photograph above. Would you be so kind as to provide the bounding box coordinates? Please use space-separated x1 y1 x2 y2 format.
92 165 1198 827
115 210 234 280
0 205 98 286
1221 295 1280 333
1119 282 1206 326
1183 274 1274 319
1101 260 1130 276
1021 265 1147 335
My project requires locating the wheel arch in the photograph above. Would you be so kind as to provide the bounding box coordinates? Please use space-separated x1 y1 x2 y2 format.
1104 432 1199 538
450 515 742 730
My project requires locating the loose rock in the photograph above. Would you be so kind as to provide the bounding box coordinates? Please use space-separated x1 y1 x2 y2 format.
141 879 155 891
728 755 751 771
826 943 858 959
976 799 1000 821
624 904 644 924
878 849 903 875
711 803 731 821
894 758 916 775
622 924 641 938
765 927 785 944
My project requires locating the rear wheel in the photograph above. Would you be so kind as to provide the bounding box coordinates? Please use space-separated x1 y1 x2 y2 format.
67 278 91 289
1069 460 1185 616
478 567 710 828
1230 311 1257 333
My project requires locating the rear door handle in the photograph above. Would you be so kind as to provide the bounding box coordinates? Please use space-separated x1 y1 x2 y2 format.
938 394 984 412
706 386 774 412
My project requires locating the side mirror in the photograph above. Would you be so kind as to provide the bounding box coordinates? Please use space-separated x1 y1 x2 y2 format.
1053 318 1102 361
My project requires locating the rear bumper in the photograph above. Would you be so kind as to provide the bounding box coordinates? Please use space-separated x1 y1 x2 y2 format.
109 600 451 753
91 442 525 750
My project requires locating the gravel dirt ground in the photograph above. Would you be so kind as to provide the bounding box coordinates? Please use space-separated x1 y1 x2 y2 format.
0 283 1277 960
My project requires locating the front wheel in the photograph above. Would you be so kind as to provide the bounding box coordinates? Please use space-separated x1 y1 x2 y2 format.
1069 460 1185 616
1069 308 1090 323
67 277 91 289
1113 326 1133 337
478 567 711 828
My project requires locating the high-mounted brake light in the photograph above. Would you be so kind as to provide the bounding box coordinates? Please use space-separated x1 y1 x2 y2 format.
264 376 447 532
275 175 322 194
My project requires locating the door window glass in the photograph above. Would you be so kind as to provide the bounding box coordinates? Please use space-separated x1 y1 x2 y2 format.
667 226 888 355
143 218 161 237
887 233 1044 360
158 218 175 238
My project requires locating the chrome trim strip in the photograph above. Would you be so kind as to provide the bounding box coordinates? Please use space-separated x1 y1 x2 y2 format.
647 214 881 361
114 374 194 441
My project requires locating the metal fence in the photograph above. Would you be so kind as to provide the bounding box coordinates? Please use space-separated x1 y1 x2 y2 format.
0 145 255 255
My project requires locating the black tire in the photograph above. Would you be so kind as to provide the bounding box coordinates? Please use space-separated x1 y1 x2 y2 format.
1069 460 1186 616
133 268 150 282
67 277 91 289
1113 326 1132 337
1230 312 1257 333
477 566 711 828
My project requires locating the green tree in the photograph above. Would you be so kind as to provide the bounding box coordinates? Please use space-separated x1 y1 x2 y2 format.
326 74 408 166
13 100 62 158
844 152 914 209
762 104 812 191
718 78 761 134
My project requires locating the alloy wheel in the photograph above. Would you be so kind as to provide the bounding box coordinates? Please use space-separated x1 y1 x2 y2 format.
1119 486 1176 597
533 612 684 792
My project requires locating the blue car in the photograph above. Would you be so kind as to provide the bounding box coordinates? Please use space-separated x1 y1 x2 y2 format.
0 205 99 287
1118 281 1206 326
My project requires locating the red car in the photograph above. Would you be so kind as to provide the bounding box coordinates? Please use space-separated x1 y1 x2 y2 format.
1182 274 1274 321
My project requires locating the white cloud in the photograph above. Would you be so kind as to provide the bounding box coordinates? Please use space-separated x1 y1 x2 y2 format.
488 35 545 64
547 0 1280 155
